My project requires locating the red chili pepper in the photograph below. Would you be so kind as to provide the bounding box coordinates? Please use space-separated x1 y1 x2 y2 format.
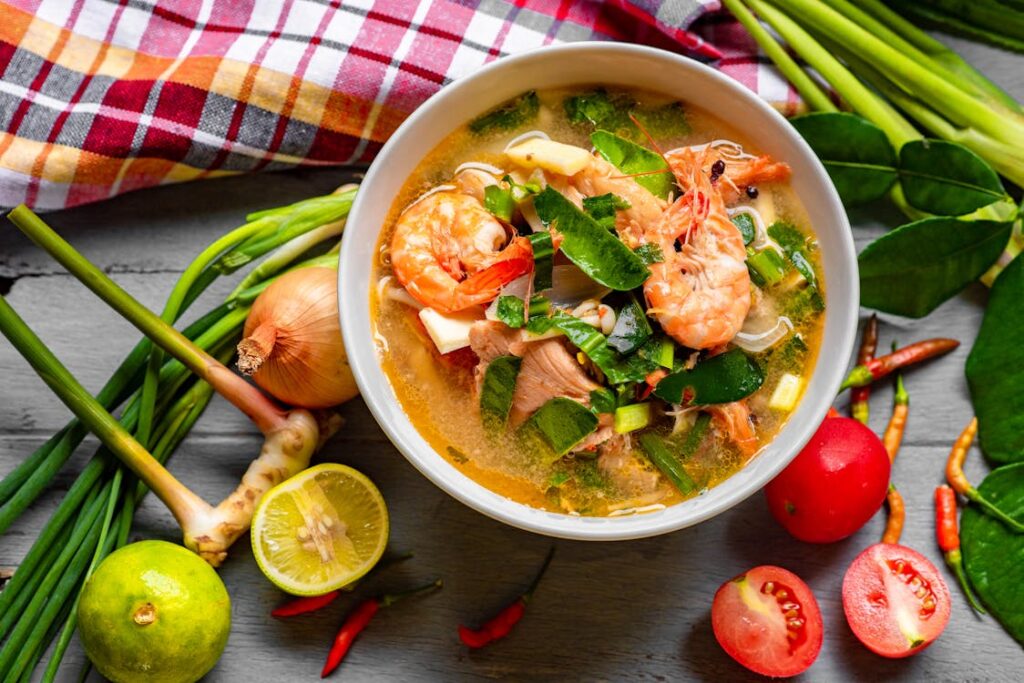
849 314 877 424
321 579 442 678
639 369 668 400
273 591 340 618
945 418 1024 533
839 338 959 391
934 485 986 615
459 547 554 649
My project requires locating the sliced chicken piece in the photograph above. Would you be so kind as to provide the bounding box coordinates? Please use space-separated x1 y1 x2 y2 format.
598 437 662 496
469 320 527 393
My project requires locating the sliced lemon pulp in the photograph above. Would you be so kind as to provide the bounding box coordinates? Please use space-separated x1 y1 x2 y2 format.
251 463 389 595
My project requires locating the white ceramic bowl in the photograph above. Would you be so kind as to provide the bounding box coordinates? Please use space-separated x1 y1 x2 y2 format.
339 43 857 540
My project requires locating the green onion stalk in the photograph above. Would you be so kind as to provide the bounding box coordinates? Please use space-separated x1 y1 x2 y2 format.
0 189 350 680
729 0 1024 281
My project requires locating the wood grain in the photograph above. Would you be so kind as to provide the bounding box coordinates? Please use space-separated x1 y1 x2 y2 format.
1 36 1021 683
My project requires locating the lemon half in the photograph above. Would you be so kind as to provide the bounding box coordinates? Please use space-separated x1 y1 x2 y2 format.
251 463 389 595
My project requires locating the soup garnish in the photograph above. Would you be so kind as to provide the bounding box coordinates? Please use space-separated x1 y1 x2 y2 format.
373 87 825 516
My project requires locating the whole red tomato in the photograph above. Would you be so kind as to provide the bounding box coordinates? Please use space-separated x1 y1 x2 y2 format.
765 416 890 543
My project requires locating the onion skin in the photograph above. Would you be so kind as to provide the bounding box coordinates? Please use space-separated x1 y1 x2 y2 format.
238 267 358 409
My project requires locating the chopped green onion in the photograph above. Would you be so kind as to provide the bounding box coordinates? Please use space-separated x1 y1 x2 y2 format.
520 397 599 461
654 337 675 369
589 388 617 415
639 433 698 494
769 373 805 412
679 413 712 459
767 221 817 286
528 295 550 317
634 243 665 265
732 213 757 245
502 174 541 202
484 185 515 222
614 403 652 434
527 232 554 291
495 296 526 328
607 295 652 354
480 355 522 429
746 247 789 286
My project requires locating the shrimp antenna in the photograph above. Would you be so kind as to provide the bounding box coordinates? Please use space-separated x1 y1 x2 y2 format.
628 113 667 161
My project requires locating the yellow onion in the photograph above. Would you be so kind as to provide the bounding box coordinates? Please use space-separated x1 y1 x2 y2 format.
237 267 357 408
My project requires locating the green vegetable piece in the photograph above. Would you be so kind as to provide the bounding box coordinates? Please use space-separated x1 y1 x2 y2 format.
480 355 522 429
899 139 1007 216
484 185 515 222
746 247 789 286
520 397 599 461
607 296 652 354
653 348 764 405
632 102 690 140
639 433 698 495
502 174 541 202
527 295 550 317
548 471 571 488
469 91 539 134
527 231 554 291
495 296 526 328
967 254 1024 463
767 221 817 286
790 112 897 206
591 130 675 200
678 413 712 460
565 89 625 128
589 388 617 415
732 213 756 245
859 217 1011 318
784 286 825 325
654 337 674 369
583 193 631 230
634 243 664 265
961 462 1024 643
532 187 649 291
614 403 652 434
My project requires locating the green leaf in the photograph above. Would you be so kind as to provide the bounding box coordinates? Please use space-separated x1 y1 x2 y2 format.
527 231 554 291
565 89 689 141
469 91 539 134
767 221 817 286
859 218 1011 318
639 432 698 495
495 296 525 328
634 243 664 265
653 349 764 405
962 462 1024 643
589 388 617 415
967 254 1024 463
480 356 522 429
538 313 637 385
591 130 674 199
583 193 631 230
607 295 652 354
532 186 649 291
732 213 756 245
484 185 515 222
520 397 599 461
899 139 1007 216
790 112 897 206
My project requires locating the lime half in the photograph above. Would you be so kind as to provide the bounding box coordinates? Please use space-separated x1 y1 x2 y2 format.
252 463 389 595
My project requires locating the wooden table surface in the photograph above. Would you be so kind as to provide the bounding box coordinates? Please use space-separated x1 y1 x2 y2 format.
2 36 1022 683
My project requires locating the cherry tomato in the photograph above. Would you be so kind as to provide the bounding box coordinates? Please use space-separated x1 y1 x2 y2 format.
843 543 951 658
711 565 823 677
765 416 890 543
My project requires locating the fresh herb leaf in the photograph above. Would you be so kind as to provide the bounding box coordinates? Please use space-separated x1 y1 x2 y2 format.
899 139 1008 216
566 89 689 140
502 174 541 202
495 295 526 328
784 286 825 324
607 295 652 354
484 185 515 222
548 471 571 488
791 112 897 206
732 213 756 245
528 295 550 317
639 432 698 495
767 221 817 286
967 254 1024 463
653 348 764 405
746 246 789 287
860 217 1011 318
634 243 664 265
469 91 539 134
532 186 649 291
591 130 675 199
527 231 554 290
583 193 631 230
520 397 599 461
589 388 617 415
565 89 627 128
480 355 522 429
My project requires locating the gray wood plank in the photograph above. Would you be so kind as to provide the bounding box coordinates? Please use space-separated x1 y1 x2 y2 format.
1 34 1021 683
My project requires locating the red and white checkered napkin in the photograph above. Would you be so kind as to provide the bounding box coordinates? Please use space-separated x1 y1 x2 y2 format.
0 0 797 211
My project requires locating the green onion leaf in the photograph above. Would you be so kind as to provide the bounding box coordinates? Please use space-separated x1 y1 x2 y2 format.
679 413 712 459
528 295 550 317
520 397 599 461
533 186 649 291
527 231 554 291
614 403 652 434
639 432 698 495
470 91 539 134
484 185 515 222
495 296 526 328
767 221 817 286
607 295 652 354
480 355 522 429
746 247 789 286
732 213 757 245
653 348 764 405
654 337 675 369
583 193 631 230
591 130 675 199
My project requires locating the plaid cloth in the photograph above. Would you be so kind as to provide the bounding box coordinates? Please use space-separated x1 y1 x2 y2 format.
0 0 796 211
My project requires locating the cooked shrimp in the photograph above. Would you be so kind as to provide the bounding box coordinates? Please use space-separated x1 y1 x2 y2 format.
571 154 667 247
391 190 533 313
643 147 751 349
708 400 758 457
666 143 790 204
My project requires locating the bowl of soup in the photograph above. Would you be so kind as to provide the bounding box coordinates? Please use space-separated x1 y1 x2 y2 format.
339 43 857 540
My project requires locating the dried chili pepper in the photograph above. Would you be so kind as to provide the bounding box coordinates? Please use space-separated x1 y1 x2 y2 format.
882 373 908 464
935 485 986 614
321 579 442 678
839 338 959 391
850 314 877 424
881 484 905 544
459 547 555 649
945 418 1024 533
273 552 414 619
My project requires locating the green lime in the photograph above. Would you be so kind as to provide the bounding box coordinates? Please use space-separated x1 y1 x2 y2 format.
77 540 231 683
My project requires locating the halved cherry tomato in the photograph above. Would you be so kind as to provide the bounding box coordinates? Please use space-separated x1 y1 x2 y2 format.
711 565 823 677
765 416 890 543
842 543 951 658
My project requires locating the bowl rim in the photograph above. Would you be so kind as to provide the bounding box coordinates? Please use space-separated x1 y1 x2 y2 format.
338 41 858 540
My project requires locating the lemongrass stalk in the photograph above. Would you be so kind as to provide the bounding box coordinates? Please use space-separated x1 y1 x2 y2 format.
7 205 288 435
765 0 1024 145
895 2 1024 56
